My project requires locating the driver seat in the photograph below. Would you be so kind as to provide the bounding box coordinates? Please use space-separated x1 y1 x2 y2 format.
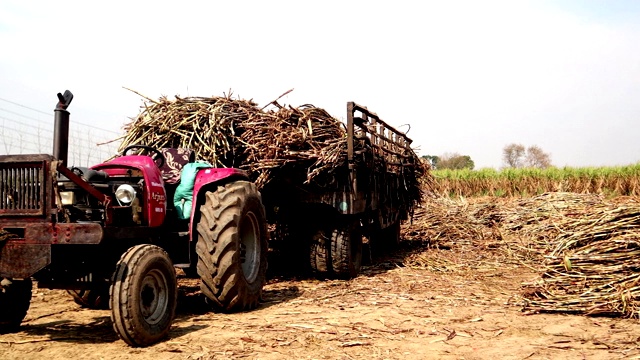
159 148 195 185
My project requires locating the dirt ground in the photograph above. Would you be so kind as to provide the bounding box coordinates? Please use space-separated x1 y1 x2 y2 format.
1 242 639 360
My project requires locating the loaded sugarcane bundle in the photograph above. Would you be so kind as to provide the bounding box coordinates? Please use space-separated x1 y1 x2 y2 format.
236 104 351 188
117 90 426 215
118 94 356 189
118 94 253 167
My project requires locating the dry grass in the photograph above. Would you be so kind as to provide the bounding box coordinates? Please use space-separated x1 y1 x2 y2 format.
401 192 640 318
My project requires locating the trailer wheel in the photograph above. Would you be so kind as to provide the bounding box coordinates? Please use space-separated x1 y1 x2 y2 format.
67 287 109 309
370 221 401 255
110 244 177 347
196 181 268 312
276 220 312 273
0 278 32 333
330 221 363 279
388 221 401 247
309 229 330 275
383 220 400 250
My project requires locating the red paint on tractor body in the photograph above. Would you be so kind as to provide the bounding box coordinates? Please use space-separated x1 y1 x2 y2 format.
92 155 167 227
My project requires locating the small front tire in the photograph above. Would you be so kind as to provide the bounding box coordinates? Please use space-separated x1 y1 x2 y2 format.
110 244 177 347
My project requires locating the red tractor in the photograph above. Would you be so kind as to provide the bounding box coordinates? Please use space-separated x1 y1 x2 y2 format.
0 90 268 346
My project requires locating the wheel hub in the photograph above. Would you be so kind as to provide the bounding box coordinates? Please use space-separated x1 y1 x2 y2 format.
239 211 260 282
139 269 168 325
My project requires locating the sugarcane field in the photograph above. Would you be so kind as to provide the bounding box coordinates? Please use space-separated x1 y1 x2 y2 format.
1 90 640 360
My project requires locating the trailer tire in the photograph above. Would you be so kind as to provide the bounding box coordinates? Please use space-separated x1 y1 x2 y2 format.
196 181 268 312
110 244 177 347
387 221 401 247
0 279 32 333
370 221 401 255
309 229 330 275
278 222 312 273
330 221 363 279
67 287 109 310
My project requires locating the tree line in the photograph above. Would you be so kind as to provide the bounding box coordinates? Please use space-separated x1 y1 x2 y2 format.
422 143 552 170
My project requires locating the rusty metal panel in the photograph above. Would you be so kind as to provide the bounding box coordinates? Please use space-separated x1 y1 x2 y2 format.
0 155 52 217
2 222 103 245
54 223 103 244
20 223 103 244
0 242 50 278
0 154 54 163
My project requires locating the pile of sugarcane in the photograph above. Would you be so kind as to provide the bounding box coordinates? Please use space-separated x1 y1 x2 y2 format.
117 91 425 211
401 189 640 318
401 197 488 246
520 198 640 317
475 192 640 318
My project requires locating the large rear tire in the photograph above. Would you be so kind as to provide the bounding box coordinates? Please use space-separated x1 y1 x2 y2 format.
0 278 32 333
330 221 363 279
110 244 177 347
196 181 268 312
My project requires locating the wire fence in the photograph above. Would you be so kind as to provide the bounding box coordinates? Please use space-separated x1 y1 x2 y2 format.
0 100 123 167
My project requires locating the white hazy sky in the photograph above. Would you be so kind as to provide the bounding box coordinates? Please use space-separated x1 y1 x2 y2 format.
1 0 640 169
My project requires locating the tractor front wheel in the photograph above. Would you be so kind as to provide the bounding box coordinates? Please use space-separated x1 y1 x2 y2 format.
110 244 177 347
0 278 32 333
196 181 268 312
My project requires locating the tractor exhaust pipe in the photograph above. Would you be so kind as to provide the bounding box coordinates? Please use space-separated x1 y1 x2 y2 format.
53 90 73 164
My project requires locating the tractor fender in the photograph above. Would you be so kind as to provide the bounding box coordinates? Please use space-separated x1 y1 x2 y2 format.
188 168 249 239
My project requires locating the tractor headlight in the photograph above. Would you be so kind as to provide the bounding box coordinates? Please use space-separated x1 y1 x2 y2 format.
59 191 76 206
115 184 136 206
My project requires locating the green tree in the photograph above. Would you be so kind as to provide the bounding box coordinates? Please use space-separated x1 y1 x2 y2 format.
421 155 439 169
437 153 475 170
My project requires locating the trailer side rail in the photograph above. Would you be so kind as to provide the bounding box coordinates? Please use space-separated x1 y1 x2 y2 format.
346 102 415 169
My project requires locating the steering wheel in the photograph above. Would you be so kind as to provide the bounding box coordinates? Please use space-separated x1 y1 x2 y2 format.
122 145 165 168
70 167 84 177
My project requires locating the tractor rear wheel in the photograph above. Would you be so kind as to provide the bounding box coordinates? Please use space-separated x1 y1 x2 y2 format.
196 181 268 312
0 278 32 333
110 244 177 347
330 220 363 279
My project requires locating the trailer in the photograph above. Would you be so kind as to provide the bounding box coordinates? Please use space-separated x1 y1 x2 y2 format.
265 102 421 278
